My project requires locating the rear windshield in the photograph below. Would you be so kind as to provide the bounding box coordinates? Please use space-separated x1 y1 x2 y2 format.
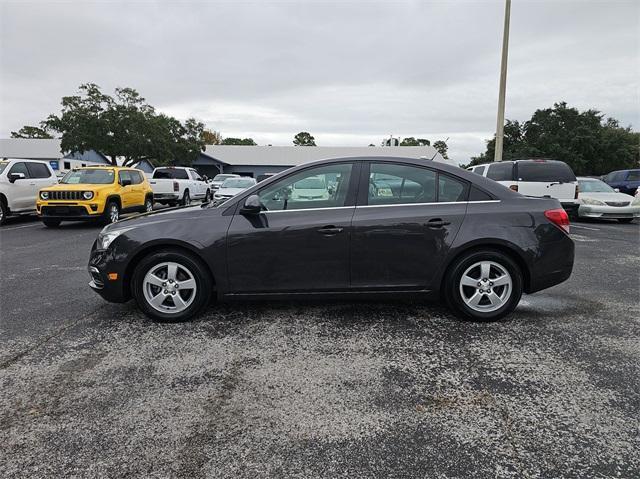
626 170 640 181
516 161 576 182
153 168 188 180
61 169 115 184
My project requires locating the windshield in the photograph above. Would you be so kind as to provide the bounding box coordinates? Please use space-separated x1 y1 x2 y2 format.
213 174 236 181
579 179 615 193
0 162 8 175
221 178 254 188
61 169 115 184
294 177 325 189
153 168 188 180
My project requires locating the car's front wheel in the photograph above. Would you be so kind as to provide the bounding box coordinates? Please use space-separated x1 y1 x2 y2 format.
102 201 120 225
444 250 523 321
132 250 212 322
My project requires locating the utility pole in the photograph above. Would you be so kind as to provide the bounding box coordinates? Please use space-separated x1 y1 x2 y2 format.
494 0 511 162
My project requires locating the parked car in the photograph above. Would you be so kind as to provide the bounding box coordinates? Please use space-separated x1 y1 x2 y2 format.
149 167 210 206
290 176 330 201
602 169 640 196
0 159 58 225
88 156 574 323
208 173 240 191
213 177 257 201
577 177 639 223
467 159 579 217
36 166 153 227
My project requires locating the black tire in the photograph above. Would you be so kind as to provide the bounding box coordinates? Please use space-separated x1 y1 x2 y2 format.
182 190 190 206
144 196 154 213
42 218 61 228
204 189 211 202
618 218 634 224
102 200 120 225
443 249 523 322
132 249 213 322
0 199 7 226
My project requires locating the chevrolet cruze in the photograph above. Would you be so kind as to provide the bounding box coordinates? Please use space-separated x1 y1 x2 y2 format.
88 156 574 322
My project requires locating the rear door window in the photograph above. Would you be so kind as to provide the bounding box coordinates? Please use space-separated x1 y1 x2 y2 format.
475 165 487 176
368 163 436 205
516 162 576 182
486 162 513 181
438 174 468 202
26 162 52 178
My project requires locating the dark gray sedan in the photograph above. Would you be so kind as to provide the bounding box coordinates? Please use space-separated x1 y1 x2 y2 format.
88 156 574 322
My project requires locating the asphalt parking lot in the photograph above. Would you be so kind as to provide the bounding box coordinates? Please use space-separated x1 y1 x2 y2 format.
1 214 639 478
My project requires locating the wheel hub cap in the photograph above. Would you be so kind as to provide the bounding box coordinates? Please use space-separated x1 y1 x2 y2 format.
143 261 197 314
459 261 512 313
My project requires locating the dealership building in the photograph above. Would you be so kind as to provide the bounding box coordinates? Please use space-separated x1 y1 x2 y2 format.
193 145 454 179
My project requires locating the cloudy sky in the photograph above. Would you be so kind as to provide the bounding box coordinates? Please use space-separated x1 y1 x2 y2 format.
1 0 638 164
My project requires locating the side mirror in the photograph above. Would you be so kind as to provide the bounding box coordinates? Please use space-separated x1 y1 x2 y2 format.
614 188 620 193
240 194 262 215
8 172 25 183
121 179 132 187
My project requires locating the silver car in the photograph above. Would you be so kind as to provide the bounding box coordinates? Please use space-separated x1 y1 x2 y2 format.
577 177 640 223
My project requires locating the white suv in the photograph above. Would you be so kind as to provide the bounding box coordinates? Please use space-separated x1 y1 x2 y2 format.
468 159 579 216
0 159 58 225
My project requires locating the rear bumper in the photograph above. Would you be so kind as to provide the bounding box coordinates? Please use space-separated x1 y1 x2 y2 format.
526 236 575 294
578 204 640 219
153 193 179 201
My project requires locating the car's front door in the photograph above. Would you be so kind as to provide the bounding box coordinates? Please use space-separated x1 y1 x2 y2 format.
7 162 35 211
118 171 135 209
226 162 359 293
350 161 468 290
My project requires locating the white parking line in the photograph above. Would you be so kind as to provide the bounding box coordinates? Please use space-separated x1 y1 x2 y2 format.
571 224 600 231
0 223 41 232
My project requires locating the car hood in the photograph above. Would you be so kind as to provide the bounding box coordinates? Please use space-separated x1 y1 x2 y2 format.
216 187 247 196
579 192 634 202
102 204 213 233
44 183 113 191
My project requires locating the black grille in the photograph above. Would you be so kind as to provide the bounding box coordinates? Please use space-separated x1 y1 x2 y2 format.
605 201 630 207
49 191 83 200
41 206 89 217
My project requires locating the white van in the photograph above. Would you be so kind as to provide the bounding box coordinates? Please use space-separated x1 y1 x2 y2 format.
468 159 579 216
0 159 58 225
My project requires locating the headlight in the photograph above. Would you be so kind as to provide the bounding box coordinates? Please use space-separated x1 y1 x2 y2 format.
581 197 605 206
83 191 94 200
96 227 133 250
40 191 49 200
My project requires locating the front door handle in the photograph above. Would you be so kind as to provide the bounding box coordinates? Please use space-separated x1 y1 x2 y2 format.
426 218 451 228
317 225 344 235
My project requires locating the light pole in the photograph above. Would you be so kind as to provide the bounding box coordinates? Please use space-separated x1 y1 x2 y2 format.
494 0 511 162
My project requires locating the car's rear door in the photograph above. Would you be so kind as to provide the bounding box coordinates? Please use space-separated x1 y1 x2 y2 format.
226 162 359 293
350 161 468 290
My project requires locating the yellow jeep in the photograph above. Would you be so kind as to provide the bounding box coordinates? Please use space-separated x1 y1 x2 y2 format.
37 166 153 227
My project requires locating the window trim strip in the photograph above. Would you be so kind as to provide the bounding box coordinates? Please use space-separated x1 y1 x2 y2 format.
261 200 501 214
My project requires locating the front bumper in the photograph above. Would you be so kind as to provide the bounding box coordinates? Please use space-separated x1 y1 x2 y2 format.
88 245 130 303
37 201 104 220
578 204 640 219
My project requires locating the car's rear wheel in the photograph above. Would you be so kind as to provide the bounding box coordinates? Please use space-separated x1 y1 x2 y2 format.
102 201 120 225
182 190 190 206
144 196 153 213
42 218 61 228
132 250 212 322
444 250 523 321
618 218 634 224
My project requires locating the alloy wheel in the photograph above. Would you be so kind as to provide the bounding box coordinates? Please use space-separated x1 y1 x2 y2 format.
142 261 197 314
145 199 153 212
109 204 119 223
459 261 512 313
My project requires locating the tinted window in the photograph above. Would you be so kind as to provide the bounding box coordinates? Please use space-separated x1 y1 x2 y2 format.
468 186 494 201
26 162 52 178
625 170 640 181
368 163 436 205
516 161 576 182
153 168 188 180
259 163 352 211
438 174 468 202
475 165 486 176
62 169 115 184
8 162 29 178
130 171 143 184
486 162 513 181
119 171 133 184
63 161 71 170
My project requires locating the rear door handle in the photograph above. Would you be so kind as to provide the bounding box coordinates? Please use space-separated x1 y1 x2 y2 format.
426 218 451 228
317 225 344 235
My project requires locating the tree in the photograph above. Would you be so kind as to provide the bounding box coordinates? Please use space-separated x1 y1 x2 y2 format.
432 140 449 159
469 102 638 175
10 125 54 139
201 129 222 145
293 131 316 146
221 137 257 145
37 83 205 166
399 137 430 146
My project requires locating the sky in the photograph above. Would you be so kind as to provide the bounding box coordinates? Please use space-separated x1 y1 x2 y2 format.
1 0 638 164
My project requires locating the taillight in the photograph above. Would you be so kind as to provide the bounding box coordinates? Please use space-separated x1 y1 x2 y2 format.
173 181 179 192
544 208 570 234
574 184 579 199
509 185 519 192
